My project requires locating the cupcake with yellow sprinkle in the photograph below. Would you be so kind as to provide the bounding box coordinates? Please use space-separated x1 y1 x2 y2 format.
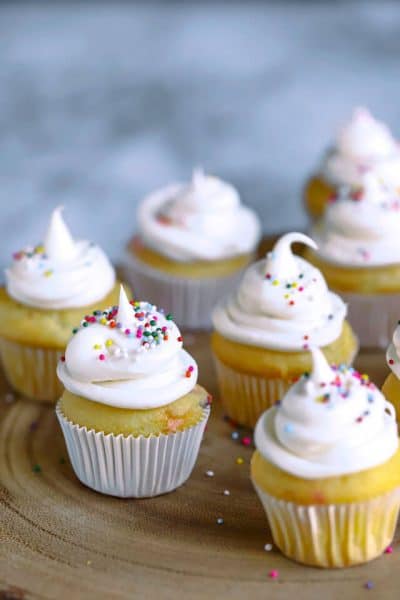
212 232 357 427
0 206 122 403
252 347 400 568
123 168 261 329
304 107 400 219
305 173 400 348
56 286 210 498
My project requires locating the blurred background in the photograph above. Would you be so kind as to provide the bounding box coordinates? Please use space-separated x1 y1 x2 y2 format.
1 0 400 271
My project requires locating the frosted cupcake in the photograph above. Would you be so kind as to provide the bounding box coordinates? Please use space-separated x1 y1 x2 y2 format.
305 173 400 348
252 347 400 568
304 107 400 219
56 286 210 498
0 206 120 402
122 169 261 329
212 232 357 427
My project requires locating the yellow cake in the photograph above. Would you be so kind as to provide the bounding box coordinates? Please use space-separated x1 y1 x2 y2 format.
129 236 252 279
303 175 336 220
60 384 209 437
252 446 400 506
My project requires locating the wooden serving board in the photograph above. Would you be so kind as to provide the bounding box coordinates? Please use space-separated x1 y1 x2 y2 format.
0 333 398 600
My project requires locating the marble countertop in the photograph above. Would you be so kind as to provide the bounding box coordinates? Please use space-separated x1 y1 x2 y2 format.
1 1 400 272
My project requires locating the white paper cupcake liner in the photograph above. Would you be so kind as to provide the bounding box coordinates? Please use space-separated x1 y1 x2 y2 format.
121 251 247 330
253 482 400 568
340 291 400 349
0 337 63 403
214 358 289 427
56 402 210 498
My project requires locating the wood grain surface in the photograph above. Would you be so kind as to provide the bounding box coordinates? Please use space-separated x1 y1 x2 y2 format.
0 332 398 600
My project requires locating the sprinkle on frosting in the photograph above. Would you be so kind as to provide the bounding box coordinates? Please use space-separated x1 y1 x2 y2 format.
6 206 116 309
212 232 347 351
57 285 198 409
254 347 398 479
312 172 400 267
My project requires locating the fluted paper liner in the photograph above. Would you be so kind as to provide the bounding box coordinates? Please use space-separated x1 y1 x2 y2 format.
340 291 400 349
56 402 210 498
0 337 63 403
122 251 247 330
253 482 400 568
213 357 290 428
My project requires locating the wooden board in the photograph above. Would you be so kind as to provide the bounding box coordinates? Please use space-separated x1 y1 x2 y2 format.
0 333 398 600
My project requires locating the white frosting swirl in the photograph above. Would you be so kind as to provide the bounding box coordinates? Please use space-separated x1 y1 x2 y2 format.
320 107 400 187
6 207 116 309
386 323 400 380
57 286 198 409
254 347 398 479
137 169 261 262
312 173 400 267
212 233 347 351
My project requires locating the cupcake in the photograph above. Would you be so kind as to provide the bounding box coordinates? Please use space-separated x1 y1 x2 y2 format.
304 107 400 219
251 347 400 568
212 232 358 428
305 173 400 348
122 168 261 329
0 206 120 403
382 324 400 418
56 285 210 498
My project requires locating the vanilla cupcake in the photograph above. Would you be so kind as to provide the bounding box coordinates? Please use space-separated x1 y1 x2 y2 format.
252 347 400 568
0 206 121 402
122 169 261 329
212 232 357 427
305 173 400 348
304 107 400 219
56 286 210 498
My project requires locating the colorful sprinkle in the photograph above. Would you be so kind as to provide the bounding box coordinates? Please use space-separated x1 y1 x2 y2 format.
268 570 279 579
236 457 244 465
264 543 273 551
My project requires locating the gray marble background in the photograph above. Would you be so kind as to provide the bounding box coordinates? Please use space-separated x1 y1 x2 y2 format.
1 1 400 272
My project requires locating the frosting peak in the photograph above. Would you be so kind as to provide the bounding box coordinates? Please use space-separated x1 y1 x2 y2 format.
320 108 400 188
254 348 398 479
57 291 198 409
265 232 317 280
44 206 78 262
6 207 116 309
212 232 347 351
337 107 397 160
137 170 261 262
308 345 334 386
